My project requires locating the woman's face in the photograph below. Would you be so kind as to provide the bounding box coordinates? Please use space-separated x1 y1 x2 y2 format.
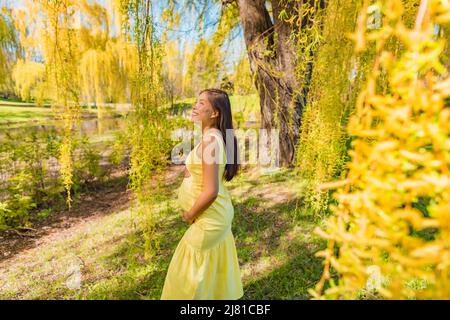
191 92 218 124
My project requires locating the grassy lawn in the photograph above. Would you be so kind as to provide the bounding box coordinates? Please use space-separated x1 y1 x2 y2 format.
0 102 117 125
0 99 50 106
0 105 54 125
0 165 326 300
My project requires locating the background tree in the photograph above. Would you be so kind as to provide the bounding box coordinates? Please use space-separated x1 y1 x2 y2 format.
159 0 324 165
227 0 325 166
231 54 256 95
295 0 366 216
11 59 46 103
161 38 186 106
0 5 21 98
184 37 223 95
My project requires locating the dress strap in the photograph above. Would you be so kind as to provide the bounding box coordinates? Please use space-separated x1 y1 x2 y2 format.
205 129 226 164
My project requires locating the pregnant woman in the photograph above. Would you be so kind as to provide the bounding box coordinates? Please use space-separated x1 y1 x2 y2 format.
161 88 243 300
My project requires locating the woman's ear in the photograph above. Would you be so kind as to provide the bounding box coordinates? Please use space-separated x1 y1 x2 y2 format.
211 110 219 119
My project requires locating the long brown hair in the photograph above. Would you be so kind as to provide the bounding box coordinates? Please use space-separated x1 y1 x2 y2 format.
199 88 239 181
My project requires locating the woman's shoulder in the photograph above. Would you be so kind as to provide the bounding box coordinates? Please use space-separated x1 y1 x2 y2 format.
204 128 223 138
201 128 226 164
203 128 224 146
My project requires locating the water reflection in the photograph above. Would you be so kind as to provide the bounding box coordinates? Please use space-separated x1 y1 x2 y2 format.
0 116 126 137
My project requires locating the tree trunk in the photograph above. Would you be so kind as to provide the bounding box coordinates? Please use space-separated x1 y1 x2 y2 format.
232 0 322 166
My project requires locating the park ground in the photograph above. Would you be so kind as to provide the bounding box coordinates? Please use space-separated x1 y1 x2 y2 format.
0 97 326 299
0 163 326 299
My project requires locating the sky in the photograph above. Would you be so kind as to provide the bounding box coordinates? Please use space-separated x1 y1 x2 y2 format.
156 0 246 73
7 0 246 74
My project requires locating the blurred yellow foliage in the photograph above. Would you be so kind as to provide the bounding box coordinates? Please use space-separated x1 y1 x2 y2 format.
311 0 450 299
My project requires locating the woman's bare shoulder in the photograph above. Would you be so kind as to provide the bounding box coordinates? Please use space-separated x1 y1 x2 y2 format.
203 128 223 143
199 129 224 163
204 127 222 137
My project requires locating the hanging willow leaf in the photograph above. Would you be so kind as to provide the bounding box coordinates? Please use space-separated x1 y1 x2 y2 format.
312 0 450 300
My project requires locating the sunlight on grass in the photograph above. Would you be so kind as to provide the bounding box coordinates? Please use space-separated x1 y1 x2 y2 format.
0 106 52 124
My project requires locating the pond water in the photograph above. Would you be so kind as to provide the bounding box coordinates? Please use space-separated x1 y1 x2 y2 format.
0 116 128 188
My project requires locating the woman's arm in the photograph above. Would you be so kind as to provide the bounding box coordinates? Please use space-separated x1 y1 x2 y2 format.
182 132 220 224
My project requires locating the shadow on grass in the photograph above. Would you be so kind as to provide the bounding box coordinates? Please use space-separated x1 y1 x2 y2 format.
78 205 188 299
234 196 326 299
242 239 326 300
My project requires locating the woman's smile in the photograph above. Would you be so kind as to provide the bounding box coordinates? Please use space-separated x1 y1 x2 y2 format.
190 105 201 120
190 92 219 123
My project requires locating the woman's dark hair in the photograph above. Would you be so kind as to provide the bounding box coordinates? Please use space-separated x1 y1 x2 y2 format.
199 88 239 181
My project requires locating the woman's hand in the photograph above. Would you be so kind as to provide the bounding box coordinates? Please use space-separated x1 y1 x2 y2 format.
182 210 196 224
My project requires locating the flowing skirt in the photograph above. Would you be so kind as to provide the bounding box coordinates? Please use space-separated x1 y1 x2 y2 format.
161 210 244 300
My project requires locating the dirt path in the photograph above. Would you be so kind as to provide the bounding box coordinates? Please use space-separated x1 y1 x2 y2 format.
0 171 132 263
0 165 185 264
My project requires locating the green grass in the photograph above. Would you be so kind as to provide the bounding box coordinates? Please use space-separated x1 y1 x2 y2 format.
0 106 54 124
0 165 326 300
0 103 118 126
0 98 50 106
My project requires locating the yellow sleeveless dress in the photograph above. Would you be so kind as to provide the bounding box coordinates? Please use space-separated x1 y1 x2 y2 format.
160 131 244 300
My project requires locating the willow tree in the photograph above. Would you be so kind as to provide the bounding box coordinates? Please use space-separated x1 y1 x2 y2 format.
153 0 311 164
180 1 240 98
11 59 46 103
77 0 137 110
162 39 184 106
221 0 325 166
14 0 137 110
295 0 423 216
119 0 174 260
311 0 450 299
184 38 224 96
34 0 83 208
0 6 21 97
11 2 52 103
